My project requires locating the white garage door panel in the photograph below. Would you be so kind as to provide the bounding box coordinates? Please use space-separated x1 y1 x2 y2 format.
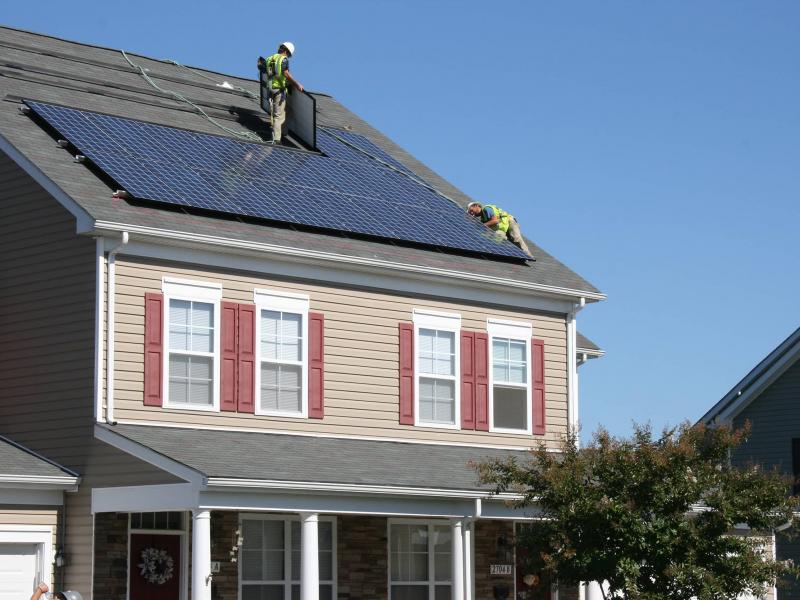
0 543 39 600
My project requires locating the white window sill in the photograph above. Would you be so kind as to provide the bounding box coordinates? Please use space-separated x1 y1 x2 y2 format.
163 403 220 413
256 410 309 419
415 421 461 430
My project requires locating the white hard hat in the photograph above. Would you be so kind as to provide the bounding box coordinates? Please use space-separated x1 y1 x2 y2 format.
280 41 295 57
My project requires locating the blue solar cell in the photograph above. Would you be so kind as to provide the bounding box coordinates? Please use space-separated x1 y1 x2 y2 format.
25 100 530 260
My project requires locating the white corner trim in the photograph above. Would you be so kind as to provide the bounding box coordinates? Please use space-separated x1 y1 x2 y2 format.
0 132 95 233
93 424 205 485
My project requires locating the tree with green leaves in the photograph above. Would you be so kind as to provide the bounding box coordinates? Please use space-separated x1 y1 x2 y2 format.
477 423 798 600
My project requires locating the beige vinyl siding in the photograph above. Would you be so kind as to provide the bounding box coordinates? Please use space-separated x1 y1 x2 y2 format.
111 257 570 449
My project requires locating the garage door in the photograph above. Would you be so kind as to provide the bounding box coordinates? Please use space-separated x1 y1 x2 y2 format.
0 543 39 600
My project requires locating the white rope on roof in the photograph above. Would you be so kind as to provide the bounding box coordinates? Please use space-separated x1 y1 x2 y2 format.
164 59 261 103
120 50 263 143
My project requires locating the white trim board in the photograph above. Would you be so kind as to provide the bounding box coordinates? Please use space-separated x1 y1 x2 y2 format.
95 227 601 311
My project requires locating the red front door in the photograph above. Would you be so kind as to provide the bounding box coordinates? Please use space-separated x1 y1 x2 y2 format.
129 533 181 600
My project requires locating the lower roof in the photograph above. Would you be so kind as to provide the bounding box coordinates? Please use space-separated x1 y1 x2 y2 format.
0 434 78 480
101 424 533 492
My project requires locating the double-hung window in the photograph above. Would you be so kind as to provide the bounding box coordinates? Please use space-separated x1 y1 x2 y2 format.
239 515 336 600
389 520 452 600
488 319 532 433
254 289 309 418
162 278 222 411
413 310 461 428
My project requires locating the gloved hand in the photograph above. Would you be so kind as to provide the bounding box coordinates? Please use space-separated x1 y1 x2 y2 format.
257 56 267 73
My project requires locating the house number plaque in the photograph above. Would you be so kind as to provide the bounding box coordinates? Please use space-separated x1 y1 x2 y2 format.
490 564 513 575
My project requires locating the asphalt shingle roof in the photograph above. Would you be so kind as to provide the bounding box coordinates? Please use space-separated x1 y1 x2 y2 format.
105 424 532 491
576 332 601 352
0 435 77 478
0 26 602 297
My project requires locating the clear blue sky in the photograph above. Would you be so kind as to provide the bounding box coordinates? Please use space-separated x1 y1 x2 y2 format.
4 1 798 441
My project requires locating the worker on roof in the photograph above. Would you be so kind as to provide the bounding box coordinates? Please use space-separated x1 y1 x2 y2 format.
257 41 304 145
467 202 533 257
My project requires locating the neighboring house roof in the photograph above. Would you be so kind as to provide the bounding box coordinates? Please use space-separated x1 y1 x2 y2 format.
576 331 603 358
101 424 531 492
699 326 800 425
0 434 79 485
0 25 603 300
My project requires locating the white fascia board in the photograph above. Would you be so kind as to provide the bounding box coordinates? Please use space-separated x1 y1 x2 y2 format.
576 347 605 357
92 222 604 309
206 477 522 501
93 424 205 485
0 133 95 232
0 487 66 506
92 483 199 514
0 474 79 490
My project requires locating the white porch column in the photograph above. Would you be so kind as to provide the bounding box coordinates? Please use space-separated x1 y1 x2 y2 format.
191 509 212 600
300 512 320 600
463 519 474 600
451 518 465 600
585 581 605 600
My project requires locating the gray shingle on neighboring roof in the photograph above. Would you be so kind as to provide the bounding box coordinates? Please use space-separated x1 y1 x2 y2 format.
576 332 601 352
0 434 77 478
105 424 532 491
0 25 602 297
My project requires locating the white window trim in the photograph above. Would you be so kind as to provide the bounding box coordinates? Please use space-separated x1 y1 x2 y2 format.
412 309 461 430
0 524 54 589
162 278 222 412
254 289 311 419
237 513 337 599
487 318 533 435
387 518 453 600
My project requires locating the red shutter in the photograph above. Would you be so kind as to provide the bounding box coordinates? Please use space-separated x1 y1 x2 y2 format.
460 332 476 430
220 302 239 412
143 292 164 407
532 338 546 435
474 332 490 431
237 304 256 413
398 323 414 425
308 312 325 419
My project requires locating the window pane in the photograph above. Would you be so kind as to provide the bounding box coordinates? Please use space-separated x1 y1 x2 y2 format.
191 326 213 353
433 526 452 581
434 331 454 376
242 585 284 600
434 381 454 424
319 584 333 600
435 585 452 600
509 339 526 362
493 338 509 362
391 585 429 600
262 311 280 359
261 364 302 413
494 386 528 430
241 549 263 580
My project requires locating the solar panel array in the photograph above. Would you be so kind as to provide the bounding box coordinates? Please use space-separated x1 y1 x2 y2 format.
25 100 530 260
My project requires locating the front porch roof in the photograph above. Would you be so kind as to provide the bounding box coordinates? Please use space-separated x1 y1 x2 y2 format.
97 423 533 492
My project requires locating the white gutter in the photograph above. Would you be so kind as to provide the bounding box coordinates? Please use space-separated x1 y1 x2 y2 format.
92 221 607 303
105 232 129 424
206 478 524 501
0 474 80 489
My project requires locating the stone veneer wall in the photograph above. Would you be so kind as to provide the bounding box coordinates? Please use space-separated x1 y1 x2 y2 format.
337 515 388 600
93 512 129 600
474 520 516 600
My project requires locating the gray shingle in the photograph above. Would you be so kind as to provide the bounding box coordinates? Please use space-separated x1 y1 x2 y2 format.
0 435 77 478
106 424 533 491
0 25 602 297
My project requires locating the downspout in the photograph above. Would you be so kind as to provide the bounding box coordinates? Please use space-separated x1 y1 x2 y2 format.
93 238 104 422
105 232 129 425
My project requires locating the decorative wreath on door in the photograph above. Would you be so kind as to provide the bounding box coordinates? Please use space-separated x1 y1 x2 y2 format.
138 547 175 585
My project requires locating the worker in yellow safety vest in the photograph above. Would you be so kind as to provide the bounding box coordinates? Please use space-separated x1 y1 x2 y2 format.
257 41 304 144
467 202 533 257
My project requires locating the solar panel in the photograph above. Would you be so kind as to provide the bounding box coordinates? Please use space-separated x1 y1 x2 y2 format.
24 100 530 260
